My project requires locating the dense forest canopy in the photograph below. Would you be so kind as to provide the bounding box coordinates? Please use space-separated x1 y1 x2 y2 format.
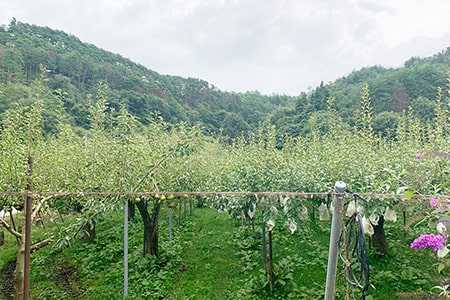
0 19 449 139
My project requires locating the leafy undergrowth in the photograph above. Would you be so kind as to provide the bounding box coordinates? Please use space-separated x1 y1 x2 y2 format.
170 210 244 299
1 207 448 299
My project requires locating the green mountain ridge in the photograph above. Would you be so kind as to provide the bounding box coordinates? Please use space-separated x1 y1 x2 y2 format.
270 49 450 137
0 19 449 138
0 19 292 138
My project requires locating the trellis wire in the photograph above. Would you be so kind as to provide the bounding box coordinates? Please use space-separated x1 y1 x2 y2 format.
0 190 446 200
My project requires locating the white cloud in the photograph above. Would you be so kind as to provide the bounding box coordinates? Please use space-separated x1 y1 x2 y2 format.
0 0 449 95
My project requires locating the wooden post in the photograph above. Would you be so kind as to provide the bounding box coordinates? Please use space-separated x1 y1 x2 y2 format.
324 183 345 300
23 156 33 300
123 198 128 297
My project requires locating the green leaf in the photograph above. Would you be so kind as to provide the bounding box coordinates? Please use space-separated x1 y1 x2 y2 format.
405 190 414 200
438 263 446 273
437 247 449 258
398 168 408 177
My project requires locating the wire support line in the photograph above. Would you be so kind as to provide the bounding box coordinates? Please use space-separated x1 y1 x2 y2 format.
0 190 447 200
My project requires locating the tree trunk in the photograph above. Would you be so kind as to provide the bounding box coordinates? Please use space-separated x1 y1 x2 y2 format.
149 202 161 256
82 221 96 241
136 200 161 256
372 215 389 256
12 234 52 300
135 201 150 255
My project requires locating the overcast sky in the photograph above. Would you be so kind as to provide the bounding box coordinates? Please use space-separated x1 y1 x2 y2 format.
1 0 450 95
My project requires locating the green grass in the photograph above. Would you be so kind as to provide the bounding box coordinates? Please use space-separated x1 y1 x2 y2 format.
0 212 56 270
170 211 244 299
0 232 18 269
1 205 448 299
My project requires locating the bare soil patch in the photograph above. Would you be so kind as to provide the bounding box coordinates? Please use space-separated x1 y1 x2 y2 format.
396 291 447 299
0 261 15 300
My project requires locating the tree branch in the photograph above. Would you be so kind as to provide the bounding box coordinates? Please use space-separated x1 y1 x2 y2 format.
0 216 23 239
31 194 64 221
31 237 53 253
132 153 171 192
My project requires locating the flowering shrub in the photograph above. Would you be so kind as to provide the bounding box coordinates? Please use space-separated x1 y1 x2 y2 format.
409 153 450 255
410 233 446 253
416 194 450 257
410 195 449 254
410 151 450 296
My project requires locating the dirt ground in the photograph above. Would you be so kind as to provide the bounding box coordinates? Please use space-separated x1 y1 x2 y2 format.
396 291 449 299
0 261 15 300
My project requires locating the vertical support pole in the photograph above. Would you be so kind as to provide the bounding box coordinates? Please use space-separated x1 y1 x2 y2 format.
23 156 33 300
324 181 346 300
124 198 128 297
183 199 187 221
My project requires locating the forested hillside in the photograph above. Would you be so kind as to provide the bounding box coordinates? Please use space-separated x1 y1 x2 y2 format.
0 19 449 139
271 48 450 137
0 19 291 138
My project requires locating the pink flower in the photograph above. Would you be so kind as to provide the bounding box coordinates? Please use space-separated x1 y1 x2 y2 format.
415 153 423 159
430 195 438 208
410 234 446 252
